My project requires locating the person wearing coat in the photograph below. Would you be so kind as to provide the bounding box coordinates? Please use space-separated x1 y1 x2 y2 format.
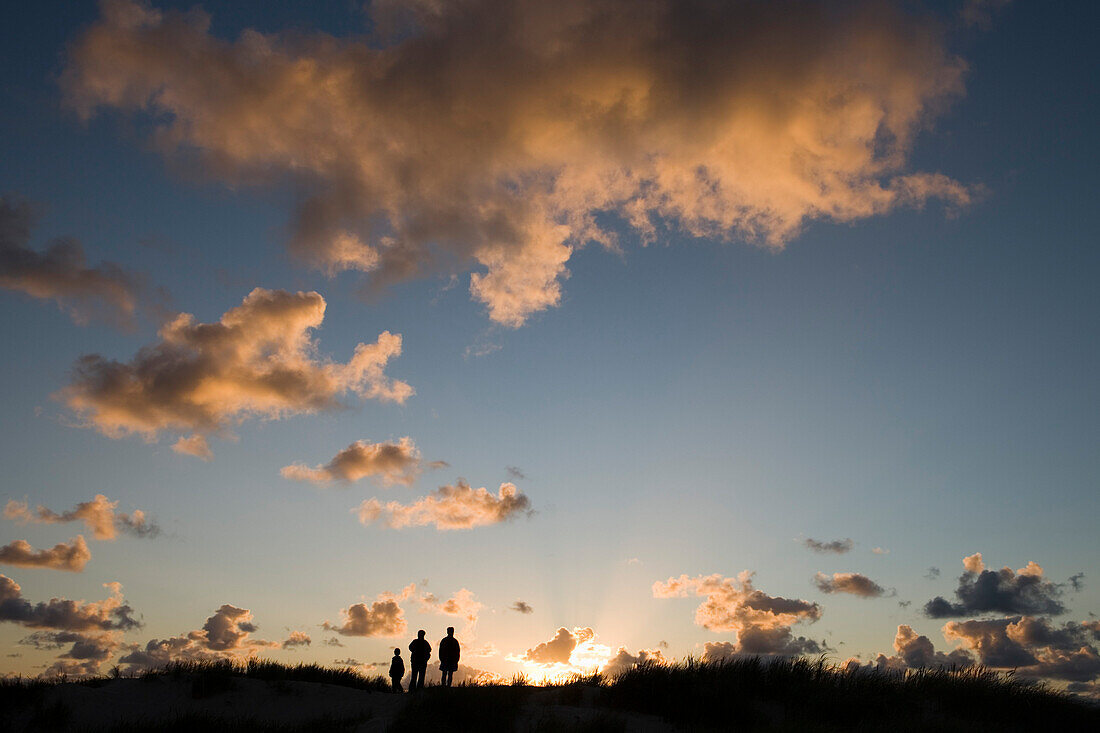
438 626 460 687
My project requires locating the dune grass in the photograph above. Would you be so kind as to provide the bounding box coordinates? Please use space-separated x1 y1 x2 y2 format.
3 655 1099 732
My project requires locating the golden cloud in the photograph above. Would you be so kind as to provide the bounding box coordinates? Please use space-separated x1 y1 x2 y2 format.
66 0 975 327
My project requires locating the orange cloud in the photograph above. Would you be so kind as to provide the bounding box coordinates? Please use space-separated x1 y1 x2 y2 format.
322 586 415 638
65 0 975 327
172 434 213 461
4 494 158 539
60 288 412 447
281 437 424 486
813 572 891 598
655 571 823 656
356 480 531 530
0 536 91 572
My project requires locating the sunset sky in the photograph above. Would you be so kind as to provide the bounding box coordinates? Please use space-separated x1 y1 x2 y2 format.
1 0 1098 692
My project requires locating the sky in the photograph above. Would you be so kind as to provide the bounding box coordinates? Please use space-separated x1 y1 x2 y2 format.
1 0 1098 691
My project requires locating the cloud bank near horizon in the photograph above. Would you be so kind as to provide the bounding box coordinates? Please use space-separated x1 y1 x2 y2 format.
65 0 975 327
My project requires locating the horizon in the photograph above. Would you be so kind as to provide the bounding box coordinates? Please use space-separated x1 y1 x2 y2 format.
1 0 1098 699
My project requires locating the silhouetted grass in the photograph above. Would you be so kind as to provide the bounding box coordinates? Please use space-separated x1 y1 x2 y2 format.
602 656 1100 731
5 656 1099 732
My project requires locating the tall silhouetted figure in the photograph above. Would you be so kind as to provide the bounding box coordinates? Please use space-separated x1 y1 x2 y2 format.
438 626 460 687
389 648 405 693
409 629 431 691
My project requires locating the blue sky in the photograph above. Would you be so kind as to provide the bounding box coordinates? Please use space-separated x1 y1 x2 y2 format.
1 0 1097 685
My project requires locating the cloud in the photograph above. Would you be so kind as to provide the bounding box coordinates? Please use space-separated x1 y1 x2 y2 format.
322 586 413 638
1069 573 1085 592
281 437 424 486
172 434 213 461
813 572 891 598
509 600 534 614
506 466 526 480
65 0 974 328
925 567 941 580
601 647 669 677
119 603 275 669
417 588 482 635
0 196 142 327
941 616 1100 681
872 547 889 555
960 0 1012 28
4 494 159 539
59 288 412 447
521 627 596 666
0 536 91 572
0 576 139 631
282 630 311 649
356 480 531 530
21 630 124 677
803 538 854 554
865 625 974 671
923 554 1066 618
654 571 822 656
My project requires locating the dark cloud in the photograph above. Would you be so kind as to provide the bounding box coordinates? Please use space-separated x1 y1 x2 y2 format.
4 494 159 539
119 603 275 670
0 576 139 631
509 600 534 614
923 554 1066 618
925 567 941 580
356 480 531 530
0 536 91 572
60 288 412 449
282 630 311 649
506 466 526 480
1069 573 1085 592
943 616 1100 682
813 572 890 598
803 538 854 554
66 0 973 328
0 196 143 327
21 630 122 676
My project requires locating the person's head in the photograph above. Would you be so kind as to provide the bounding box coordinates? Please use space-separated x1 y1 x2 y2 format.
417 629 425 639
447 627 455 637
394 648 400 656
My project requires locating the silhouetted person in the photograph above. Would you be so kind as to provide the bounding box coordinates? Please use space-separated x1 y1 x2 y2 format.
409 629 431 691
438 626 460 687
389 648 405 693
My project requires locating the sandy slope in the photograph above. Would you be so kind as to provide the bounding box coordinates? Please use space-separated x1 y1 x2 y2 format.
3 677 675 731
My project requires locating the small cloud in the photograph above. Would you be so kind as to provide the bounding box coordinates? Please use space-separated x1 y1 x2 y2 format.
281 437 425 486
872 547 889 555
355 480 531 530
0 196 144 328
4 494 159 539
0 536 91 572
282 631 311 649
813 572 892 598
1069 573 1085 592
505 466 526 480
173 435 213 461
925 567 941 580
803 538 854 554
509 600 534 614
